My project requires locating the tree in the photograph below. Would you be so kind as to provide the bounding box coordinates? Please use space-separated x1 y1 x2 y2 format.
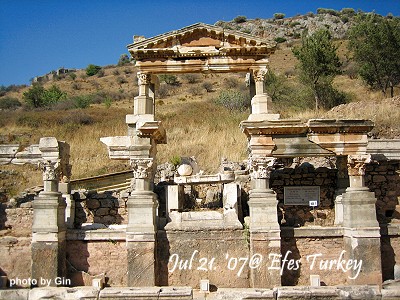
118 54 130 66
292 29 342 109
86 64 102 76
348 13 400 97
23 84 45 108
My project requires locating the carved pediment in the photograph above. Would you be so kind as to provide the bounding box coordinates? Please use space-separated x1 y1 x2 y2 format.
127 23 275 60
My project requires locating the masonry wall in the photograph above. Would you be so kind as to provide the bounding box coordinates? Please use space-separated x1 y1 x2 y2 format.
157 230 250 288
281 236 346 286
73 191 128 227
270 164 337 227
365 160 400 224
0 207 32 286
66 240 127 286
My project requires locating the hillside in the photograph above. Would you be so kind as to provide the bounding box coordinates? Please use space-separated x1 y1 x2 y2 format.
1 10 399 198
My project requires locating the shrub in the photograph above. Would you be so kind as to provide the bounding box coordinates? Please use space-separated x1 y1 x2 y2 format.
159 74 178 85
118 54 130 66
157 84 170 98
71 82 81 90
113 69 120 76
23 84 45 108
170 155 181 167
213 89 250 112
96 69 105 78
0 97 22 110
317 8 339 16
72 95 92 109
183 74 200 84
116 76 128 84
68 73 77 81
274 37 287 43
224 77 239 89
104 97 112 108
202 81 214 92
86 64 102 76
273 13 285 20
60 111 94 125
188 85 203 96
42 85 67 105
341 8 356 16
16 114 41 127
234 16 247 23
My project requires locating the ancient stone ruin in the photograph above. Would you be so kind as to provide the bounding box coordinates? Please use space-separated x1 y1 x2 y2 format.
1 23 400 299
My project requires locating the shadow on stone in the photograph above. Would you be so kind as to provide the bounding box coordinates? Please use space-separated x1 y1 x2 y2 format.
281 228 301 286
156 230 171 286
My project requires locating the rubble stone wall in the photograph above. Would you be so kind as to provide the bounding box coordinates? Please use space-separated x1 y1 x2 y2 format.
365 160 400 223
66 240 127 286
73 191 128 226
270 165 338 227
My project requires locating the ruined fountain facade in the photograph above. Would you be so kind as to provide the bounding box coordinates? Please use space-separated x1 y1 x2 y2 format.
100 23 388 287
1 23 400 293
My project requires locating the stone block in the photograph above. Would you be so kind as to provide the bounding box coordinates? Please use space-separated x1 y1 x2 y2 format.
0 289 29 300
216 288 275 299
29 287 100 300
127 241 156 286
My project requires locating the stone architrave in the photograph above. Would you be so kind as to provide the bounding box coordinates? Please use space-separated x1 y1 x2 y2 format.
248 157 281 288
342 155 382 285
126 157 158 286
31 137 68 287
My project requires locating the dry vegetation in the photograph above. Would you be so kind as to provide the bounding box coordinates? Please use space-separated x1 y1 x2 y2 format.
1 42 399 197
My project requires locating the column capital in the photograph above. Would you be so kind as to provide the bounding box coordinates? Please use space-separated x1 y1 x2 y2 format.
137 72 152 85
38 159 60 181
252 69 268 82
249 157 276 179
347 155 371 176
130 158 153 179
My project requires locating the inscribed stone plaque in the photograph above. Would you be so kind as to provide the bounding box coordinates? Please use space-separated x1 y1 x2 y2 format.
284 186 320 205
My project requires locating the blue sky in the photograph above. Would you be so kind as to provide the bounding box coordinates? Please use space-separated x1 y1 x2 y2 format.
1 0 399 86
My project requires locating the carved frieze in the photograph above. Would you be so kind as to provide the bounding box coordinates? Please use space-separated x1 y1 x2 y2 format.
347 155 370 176
130 158 154 179
249 157 276 179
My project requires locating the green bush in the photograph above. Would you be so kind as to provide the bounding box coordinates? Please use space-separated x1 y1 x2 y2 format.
183 74 200 84
72 95 92 109
273 13 285 20
42 85 67 105
68 72 77 81
0 97 22 110
234 16 247 23
86 64 102 76
118 54 130 66
213 89 250 112
159 74 178 85
274 37 287 43
23 84 45 108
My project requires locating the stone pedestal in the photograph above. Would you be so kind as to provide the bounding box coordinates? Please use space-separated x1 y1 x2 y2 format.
248 158 281 288
32 191 67 286
341 155 382 285
126 168 158 286
166 185 184 221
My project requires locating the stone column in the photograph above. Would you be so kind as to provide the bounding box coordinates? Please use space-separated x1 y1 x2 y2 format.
31 138 67 286
342 155 382 284
248 69 280 121
134 72 154 116
248 157 281 287
334 156 349 225
126 158 158 286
